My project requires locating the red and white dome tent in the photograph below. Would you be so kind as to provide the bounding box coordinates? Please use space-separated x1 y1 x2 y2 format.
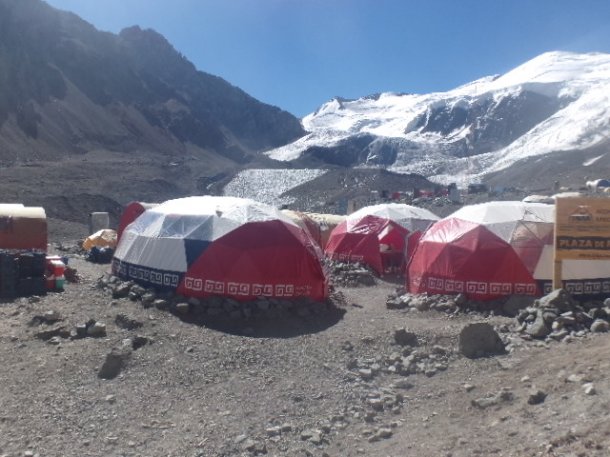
407 201 556 300
112 196 328 301
325 203 439 275
409 200 610 300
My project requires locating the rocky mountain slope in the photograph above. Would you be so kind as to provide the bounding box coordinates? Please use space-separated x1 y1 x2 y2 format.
0 0 303 165
266 51 610 188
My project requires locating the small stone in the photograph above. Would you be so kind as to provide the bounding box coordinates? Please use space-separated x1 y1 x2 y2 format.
43 310 61 322
98 346 132 379
583 383 596 395
367 398 384 411
280 423 293 432
391 379 414 390
309 430 324 445
527 389 547 405
87 322 107 338
368 427 393 442
47 336 62 345
525 316 551 338
112 282 131 299
520 376 531 383
105 394 116 403
74 324 88 338
131 335 151 350
35 324 70 341
471 389 514 409
358 368 373 380
549 329 569 341
234 434 248 444
266 426 281 437
411 296 430 311
566 374 583 383
463 383 475 392
242 439 257 451
141 292 156 306
152 299 169 310
377 428 393 439
590 319 609 333
386 296 407 310
115 313 143 330
340 341 353 351
175 302 190 315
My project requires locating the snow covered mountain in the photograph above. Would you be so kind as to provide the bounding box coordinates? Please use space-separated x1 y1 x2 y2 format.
265 51 610 186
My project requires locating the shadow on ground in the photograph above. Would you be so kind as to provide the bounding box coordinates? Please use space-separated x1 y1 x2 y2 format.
172 299 347 339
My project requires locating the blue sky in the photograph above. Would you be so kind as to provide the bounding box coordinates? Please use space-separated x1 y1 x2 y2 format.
45 0 610 117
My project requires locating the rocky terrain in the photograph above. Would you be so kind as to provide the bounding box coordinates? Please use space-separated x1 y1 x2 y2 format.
2 244 610 457
2 2 610 455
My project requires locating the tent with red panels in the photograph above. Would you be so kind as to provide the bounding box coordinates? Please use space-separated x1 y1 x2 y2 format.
407 201 557 300
325 203 439 275
113 196 328 301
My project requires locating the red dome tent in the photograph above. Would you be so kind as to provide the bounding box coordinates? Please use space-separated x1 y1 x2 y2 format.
407 201 555 300
325 203 439 275
113 196 328 301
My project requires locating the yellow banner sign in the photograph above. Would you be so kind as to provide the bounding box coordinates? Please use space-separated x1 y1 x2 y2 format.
555 197 610 260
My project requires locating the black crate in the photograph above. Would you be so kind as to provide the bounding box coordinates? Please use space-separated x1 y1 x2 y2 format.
18 253 46 278
0 254 17 274
17 277 46 297
32 253 46 277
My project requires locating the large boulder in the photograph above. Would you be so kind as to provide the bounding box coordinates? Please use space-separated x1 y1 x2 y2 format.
459 323 505 359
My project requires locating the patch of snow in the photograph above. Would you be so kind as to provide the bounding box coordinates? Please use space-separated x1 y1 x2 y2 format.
584 154 605 166
223 169 327 207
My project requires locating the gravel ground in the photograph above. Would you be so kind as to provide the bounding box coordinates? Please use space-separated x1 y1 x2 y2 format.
1 249 610 457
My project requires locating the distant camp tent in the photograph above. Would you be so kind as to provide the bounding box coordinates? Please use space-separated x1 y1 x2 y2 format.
281 210 346 248
306 213 346 249
325 203 439 275
0 206 47 252
117 202 158 242
407 201 556 300
113 196 328 301
281 210 322 247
